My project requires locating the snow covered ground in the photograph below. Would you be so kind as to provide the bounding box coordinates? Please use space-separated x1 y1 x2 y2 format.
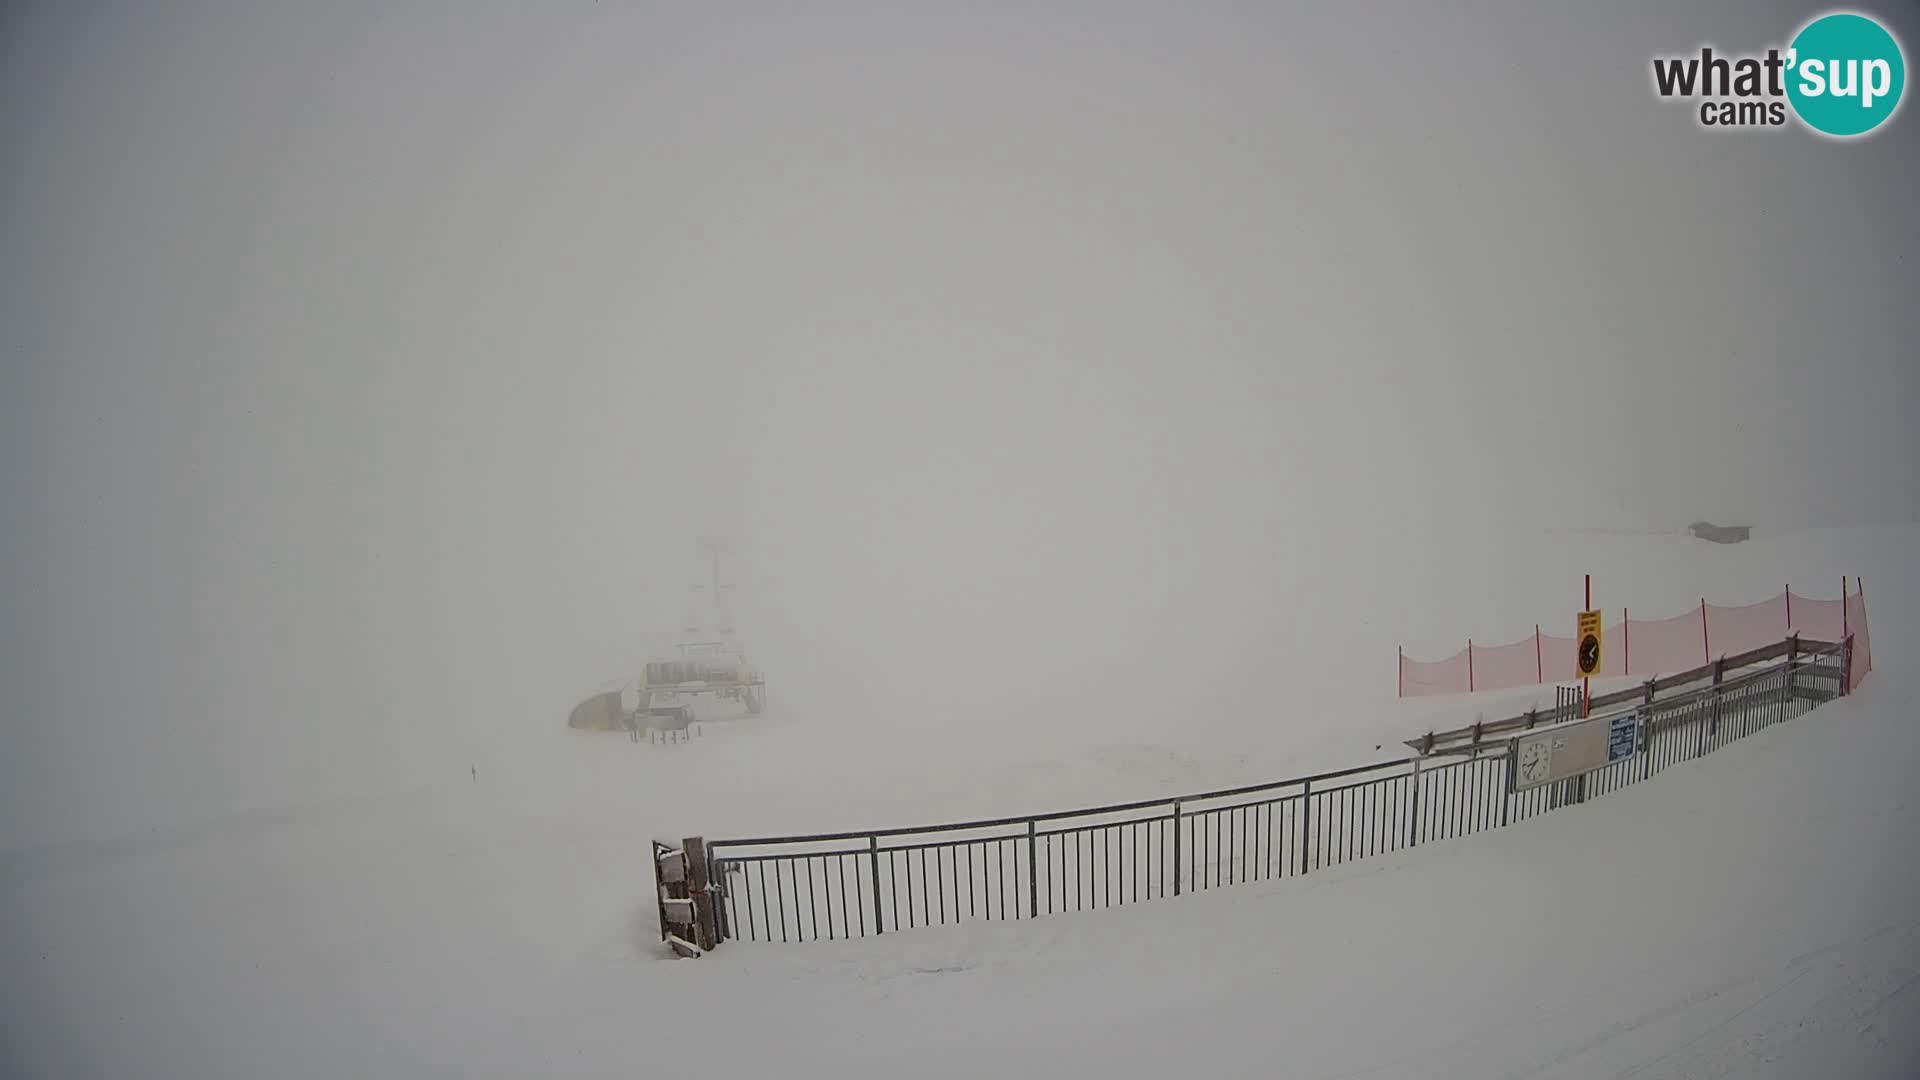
1 524 1913 1078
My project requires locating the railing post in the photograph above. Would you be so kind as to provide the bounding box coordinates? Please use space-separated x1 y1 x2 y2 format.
1299 780 1313 875
1026 820 1039 915
1633 679 1653 780
1841 635 1853 698
1710 656 1725 738
1170 804 1182 896
1499 746 1512 828
1408 760 1421 848
869 835 884 935
1784 633 1798 707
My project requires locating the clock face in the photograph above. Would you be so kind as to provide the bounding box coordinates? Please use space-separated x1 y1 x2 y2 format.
1520 740 1552 784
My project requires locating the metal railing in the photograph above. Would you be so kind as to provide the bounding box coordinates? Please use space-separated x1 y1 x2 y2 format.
693 636 1852 945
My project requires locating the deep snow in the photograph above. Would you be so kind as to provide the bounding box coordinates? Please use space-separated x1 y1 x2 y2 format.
1 524 1914 1078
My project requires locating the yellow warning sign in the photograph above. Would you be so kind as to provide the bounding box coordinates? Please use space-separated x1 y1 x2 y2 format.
1576 609 1604 677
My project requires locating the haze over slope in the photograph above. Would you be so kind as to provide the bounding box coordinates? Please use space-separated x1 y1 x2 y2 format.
3 2 1916 851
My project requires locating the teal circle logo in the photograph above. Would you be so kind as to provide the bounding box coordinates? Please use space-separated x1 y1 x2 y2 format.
1786 12 1906 137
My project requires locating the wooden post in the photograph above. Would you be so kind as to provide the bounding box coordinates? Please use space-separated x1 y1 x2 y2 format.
684 836 718 951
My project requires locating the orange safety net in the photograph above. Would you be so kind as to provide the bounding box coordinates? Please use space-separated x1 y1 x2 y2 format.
1399 584 1870 697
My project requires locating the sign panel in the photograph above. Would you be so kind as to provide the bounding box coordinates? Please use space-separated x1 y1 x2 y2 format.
1510 708 1640 792
1576 609 1605 677
1607 710 1638 762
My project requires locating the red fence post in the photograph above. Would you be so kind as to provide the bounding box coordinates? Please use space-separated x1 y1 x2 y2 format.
1841 576 1854 693
1467 640 1475 693
1534 624 1542 683
1623 607 1630 676
1858 577 1870 671
1397 646 1403 698
1701 597 1711 663
1785 586 1792 632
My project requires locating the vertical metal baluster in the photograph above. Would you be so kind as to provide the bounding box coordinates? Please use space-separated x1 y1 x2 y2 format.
734 858 754 943
1105 826 1121 903
1172 803 1183 896
920 847 931 928
807 857 820 941
890 850 902 932
774 860 788 943
1300 781 1313 875
935 846 946 926
1239 806 1249 883
1026 824 1037 920
1045 833 1054 915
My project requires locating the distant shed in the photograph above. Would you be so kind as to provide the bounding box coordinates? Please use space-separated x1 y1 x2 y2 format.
1689 521 1752 544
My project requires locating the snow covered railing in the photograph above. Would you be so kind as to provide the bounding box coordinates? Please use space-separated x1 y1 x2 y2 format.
1407 634 1852 758
674 636 1852 948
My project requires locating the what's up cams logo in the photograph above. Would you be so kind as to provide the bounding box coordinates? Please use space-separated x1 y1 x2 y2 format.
1652 10 1906 137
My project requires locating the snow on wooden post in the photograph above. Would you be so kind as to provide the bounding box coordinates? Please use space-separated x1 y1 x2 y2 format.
683 836 718 951
654 841 701 957
651 845 674 944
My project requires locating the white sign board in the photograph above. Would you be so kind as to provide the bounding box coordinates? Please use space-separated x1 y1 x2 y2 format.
1511 709 1640 792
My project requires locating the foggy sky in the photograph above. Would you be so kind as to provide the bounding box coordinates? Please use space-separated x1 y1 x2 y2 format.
3 1 1916 849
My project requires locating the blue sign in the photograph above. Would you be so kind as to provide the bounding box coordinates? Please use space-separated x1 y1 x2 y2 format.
1607 712 1638 762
